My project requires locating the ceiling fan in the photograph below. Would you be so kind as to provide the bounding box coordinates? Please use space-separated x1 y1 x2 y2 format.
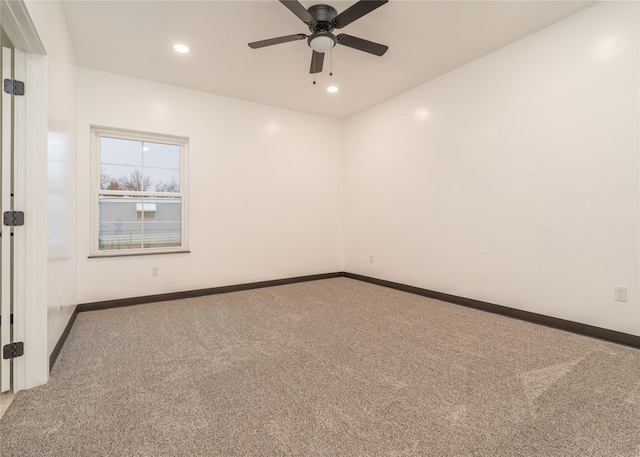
248 0 389 75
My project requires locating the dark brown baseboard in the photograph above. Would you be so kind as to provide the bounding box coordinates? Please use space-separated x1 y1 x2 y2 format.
77 272 344 313
49 306 79 371
53 270 638 372
344 272 640 350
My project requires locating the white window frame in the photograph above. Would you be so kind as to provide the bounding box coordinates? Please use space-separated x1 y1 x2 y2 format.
90 126 189 257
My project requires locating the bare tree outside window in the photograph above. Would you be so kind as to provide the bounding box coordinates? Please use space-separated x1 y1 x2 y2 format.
100 170 110 189
155 178 180 193
118 169 152 191
101 170 179 193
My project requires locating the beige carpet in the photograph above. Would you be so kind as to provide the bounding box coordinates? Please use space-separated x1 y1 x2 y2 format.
2 278 640 456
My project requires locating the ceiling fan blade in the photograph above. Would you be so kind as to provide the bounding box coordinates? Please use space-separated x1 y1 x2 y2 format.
337 34 388 56
279 0 314 24
333 0 388 29
248 34 307 49
310 51 324 74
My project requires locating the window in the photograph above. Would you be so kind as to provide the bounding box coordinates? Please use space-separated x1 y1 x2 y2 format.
91 127 188 256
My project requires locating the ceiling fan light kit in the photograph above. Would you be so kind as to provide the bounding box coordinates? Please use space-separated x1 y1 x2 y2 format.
309 32 336 53
248 0 388 79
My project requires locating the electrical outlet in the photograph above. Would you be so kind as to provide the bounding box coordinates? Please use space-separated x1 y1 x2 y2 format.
369 254 374 263
614 285 627 302
152 267 159 277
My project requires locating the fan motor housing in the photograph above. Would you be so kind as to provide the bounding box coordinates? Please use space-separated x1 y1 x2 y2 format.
307 4 338 33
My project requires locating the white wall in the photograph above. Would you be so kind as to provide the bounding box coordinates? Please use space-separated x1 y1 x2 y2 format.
12 0 635 392
344 2 640 336
24 1 78 357
76 68 343 303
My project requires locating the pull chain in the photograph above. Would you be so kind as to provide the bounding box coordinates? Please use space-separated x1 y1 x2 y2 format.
312 53 317 84
330 46 333 76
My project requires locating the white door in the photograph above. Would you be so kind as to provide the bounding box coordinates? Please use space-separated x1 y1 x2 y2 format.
0 27 15 393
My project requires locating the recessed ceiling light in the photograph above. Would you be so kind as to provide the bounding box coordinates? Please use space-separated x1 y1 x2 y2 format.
593 35 619 59
414 108 429 121
327 86 338 93
173 44 190 54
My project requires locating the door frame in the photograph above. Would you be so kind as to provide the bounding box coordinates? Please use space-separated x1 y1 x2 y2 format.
1 0 48 391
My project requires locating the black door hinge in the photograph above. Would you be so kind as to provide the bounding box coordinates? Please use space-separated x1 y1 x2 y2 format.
3 79 24 96
3 211 24 226
3 342 24 359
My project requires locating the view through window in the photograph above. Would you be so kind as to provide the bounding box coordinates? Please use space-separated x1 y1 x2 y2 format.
93 128 187 254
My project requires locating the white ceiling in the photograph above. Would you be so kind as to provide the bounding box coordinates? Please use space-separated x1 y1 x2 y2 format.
60 0 596 119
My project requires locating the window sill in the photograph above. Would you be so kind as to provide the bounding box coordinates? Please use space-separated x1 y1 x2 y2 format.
88 250 191 259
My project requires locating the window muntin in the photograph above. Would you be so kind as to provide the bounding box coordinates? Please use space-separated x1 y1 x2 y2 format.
92 128 187 255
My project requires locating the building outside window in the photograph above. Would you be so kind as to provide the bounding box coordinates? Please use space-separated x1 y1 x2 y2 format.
91 127 188 255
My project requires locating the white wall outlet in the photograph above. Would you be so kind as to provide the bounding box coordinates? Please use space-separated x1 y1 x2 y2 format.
614 285 627 302
369 254 374 263
152 267 160 277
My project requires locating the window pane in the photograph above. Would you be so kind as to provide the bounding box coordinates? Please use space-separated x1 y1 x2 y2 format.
99 196 142 250
142 197 182 248
143 142 180 169
146 167 180 192
101 165 149 191
143 222 181 248
101 137 142 166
